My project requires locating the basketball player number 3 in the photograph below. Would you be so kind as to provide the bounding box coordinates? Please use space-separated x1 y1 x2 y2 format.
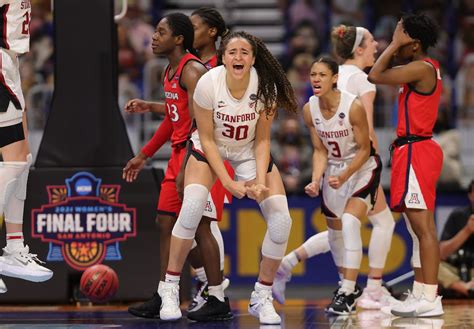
222 123 249 141
167 103 179 122
22 12 30 35
327 141 342 158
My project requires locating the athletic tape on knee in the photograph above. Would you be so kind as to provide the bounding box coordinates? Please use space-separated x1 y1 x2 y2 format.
210 221 225 271
259 195 292 259
368 206 395 268
404 214 421 267
172 184 209 239
341 213 362 269
0 159 28 217
302 230 330 258
328 228 344 267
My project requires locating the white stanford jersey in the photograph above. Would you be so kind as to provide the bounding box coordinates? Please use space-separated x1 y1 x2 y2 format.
309 90 358 163
337 64 375 97
192 65 262 161
0 0 31 54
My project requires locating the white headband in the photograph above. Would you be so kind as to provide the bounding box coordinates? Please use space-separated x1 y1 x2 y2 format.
351 27 367 54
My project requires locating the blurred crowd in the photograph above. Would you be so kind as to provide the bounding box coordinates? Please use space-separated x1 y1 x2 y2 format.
22 0 474 193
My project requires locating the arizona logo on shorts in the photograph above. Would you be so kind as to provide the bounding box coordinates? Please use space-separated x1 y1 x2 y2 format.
407 192 421 205
31 172 137 271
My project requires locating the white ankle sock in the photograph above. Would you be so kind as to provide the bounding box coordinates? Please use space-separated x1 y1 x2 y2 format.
6 232 24 251
423 283 438 302
281 251 298 273
340 279 356 295
165 272 180 284
367 278 382 289
194 267 207 283
208 284 225 302
412 280 423 298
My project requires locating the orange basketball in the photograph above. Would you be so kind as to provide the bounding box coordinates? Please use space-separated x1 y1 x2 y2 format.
80 264 119 303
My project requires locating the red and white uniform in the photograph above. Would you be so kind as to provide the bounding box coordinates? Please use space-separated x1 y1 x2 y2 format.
192 65 263 181
308 90 381 218
390 58 443 211
0 0 30 127
203 54 218 70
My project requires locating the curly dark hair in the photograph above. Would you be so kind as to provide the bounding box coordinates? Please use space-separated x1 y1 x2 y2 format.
191 7 229 40
217 31 298 116
402 13 439 52
165 13 198 56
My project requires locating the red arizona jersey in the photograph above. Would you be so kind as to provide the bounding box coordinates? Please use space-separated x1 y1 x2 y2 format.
163 53 201 147
204 54 218 70
397 58 442 137
0 0 31 54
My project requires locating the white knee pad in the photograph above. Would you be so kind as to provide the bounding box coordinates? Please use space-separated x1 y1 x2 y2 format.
302 231 330 258
404 214 421 268
368 206 395 269
210 221 225 271
259 195 292 259
0 156 30 220
328 228 344 267
341 213 362 269
172 184 209 240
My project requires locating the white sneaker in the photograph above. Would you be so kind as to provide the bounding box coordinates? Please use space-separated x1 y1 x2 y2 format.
0 277 6 293
158 281 182 321
380 290 417 315
248 288 281 325
0 245 53 282
272 268 291 305
391 317 445 328
391 295 444 318
357 286 398 309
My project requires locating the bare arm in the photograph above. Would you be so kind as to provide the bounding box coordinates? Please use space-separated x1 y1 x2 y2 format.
194 101 247 199
368 21 429 86
337 99 371 183
439 215 474 260
359 91 379 152
181 61 208 120
303 103 327 197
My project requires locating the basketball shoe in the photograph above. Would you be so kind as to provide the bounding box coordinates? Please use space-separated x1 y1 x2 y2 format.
0 278 6 293
272 267 291 304
248 286 281 325
391 295 444 317
380 290 418 315
187 295 233 322
158 281 181 321
188 277 230 313
326 288 362 315
357 285 399 309
128 292 161 318
0 245 53 282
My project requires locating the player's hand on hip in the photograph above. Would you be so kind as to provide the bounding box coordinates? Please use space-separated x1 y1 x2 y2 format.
246 183 269 201
227 180 248 199
122 156 146 183
124 99 150 114
304 181 319 197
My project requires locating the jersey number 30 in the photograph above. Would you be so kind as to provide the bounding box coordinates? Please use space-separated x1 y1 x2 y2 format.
222 123 248 141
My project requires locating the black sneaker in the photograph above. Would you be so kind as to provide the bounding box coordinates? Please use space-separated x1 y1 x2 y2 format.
128 292 161 318
187 295 233 322
325 284 362 313
188 281 209 313
327 290 358 315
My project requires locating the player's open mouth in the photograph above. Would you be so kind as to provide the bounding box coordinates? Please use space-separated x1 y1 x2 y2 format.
233 64 244 73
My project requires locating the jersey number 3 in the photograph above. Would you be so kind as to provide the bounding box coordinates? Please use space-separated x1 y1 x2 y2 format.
167 103 179 122
327 141 341 158
222 123 248 141
22 12 30 35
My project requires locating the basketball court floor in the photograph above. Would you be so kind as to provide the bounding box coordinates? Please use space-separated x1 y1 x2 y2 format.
0 298 472 328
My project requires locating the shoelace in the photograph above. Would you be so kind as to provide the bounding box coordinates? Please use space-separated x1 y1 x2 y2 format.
333 292 348 306
18 246 46 265
257 291 276 313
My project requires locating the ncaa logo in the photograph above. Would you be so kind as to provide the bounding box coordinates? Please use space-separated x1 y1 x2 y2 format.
75 178 92 196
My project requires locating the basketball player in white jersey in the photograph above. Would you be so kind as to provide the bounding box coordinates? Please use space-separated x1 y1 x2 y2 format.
0 0 53 293
158 31 298 325
304 57 382 315
273 26 396 310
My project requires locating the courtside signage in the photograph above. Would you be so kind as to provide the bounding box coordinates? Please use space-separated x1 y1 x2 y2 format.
31 172 137 271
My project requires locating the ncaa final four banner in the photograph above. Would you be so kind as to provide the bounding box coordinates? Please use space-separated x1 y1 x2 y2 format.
1 167 162 303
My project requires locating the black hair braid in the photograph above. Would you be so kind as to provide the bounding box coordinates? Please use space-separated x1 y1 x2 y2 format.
218 31 297 116
402 13 439 52
166 12 198 56
191 7 228 39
